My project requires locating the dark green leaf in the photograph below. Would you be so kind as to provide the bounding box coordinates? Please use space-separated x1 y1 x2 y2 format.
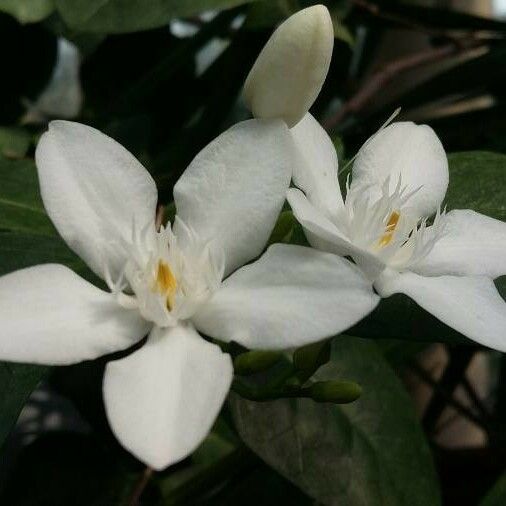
54 0 260 33
0 156 55 236
268 210 296 245
0 231 86 276
0 363 48 447
231 336 441 506
446 151 506 221
0 127 31 159
331 14 354 47
349 292 469 345
0 0 53 24
480 472 506 506
244 0 294 30
0 432 131 505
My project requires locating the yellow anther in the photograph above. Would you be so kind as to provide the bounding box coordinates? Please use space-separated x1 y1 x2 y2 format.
378 211 400 247
154 261 177 310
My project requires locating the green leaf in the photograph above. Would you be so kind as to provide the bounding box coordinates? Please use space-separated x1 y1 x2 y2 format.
267 210 296 245
0 0 53 24
0 127 31 159
329 10 354 47
231 336 441 506
159 419 242 503
446 152 506 221
349 292 469 345
244 0 295 30
54 0 260 33
0 231 86 276
480 472 506 506
0 363 48 447
0 156 55 236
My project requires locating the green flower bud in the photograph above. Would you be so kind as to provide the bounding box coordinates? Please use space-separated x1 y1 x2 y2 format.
306 380 362 404
293 340 331 374
234 350 283 376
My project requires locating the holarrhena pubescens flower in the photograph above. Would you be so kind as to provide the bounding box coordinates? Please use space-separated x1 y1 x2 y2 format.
0 119 379 470
287 114 506 351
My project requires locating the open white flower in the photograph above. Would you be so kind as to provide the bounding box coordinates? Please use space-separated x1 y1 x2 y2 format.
0 119 379 470
287 114 506 351
243 4 334 128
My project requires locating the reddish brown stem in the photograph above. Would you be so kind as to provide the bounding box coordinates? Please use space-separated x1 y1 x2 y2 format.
127 467 153 506
323 40 482 130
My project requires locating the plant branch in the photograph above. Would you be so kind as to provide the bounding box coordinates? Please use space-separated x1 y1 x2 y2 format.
409 354 488 433
323 39 482 130
413 348 486 434
127 466 153 506
351 0 489 40
461 374 492 421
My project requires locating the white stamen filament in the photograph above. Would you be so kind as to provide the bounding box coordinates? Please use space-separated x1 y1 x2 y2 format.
104 217 225 327
338 174 446 270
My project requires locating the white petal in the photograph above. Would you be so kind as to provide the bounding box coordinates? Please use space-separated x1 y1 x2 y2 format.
287 188 385 280
103 324 233 470
291 113 344 218
174 119 294 276
351 122 448 218
414 210 506 278
243 5 334 127
193 244 379 349
35 121 158 280
375 269 506 352
0 265 150 365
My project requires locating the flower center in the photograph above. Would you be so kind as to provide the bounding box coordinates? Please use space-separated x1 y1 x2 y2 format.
378 210 400 248
106 219 225 327
341 175 446 271
154 260 178 310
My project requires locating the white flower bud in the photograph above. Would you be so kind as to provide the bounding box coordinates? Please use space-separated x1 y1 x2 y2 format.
243 5 334 128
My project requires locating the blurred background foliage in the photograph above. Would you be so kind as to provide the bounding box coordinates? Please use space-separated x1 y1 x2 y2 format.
0 0 506 504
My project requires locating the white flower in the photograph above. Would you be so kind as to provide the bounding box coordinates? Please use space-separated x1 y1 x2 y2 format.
0 119 379 469
287 114 506 351
243 5 334 128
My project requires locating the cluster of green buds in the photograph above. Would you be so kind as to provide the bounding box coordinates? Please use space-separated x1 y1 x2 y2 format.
232 341 362 405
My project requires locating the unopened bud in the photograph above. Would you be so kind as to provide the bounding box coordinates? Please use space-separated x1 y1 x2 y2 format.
243 5 334 128
293 340 331 373
234 350 283 375
306 380 362 404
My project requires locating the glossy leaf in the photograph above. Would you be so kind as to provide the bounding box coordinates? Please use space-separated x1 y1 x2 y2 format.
481 472 506 506
0 362 48 447
446 151 506 221
0 156 55 236
54 0 260 33
0 0 53 24
231 336 440 506
0 231 87 276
